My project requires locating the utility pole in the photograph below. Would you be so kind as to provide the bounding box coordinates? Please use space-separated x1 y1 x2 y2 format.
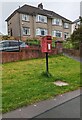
46 52 49 74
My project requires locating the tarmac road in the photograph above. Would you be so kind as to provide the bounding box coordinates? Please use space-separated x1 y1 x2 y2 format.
35 95 80 118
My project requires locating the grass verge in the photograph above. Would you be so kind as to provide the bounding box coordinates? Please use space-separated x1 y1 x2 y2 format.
2 54 80 113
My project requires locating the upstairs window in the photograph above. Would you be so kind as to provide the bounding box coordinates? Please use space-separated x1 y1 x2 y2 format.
36 15 47 23
22 27 30 35
52 18 62 26
77 21 80 25
64 23 69 28
22 14 29 21
36 28 48 36
52 30 62 38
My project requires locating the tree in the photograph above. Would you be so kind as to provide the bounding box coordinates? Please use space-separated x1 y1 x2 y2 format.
71 17 82 49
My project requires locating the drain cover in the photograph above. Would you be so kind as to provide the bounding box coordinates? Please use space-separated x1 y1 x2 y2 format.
53 80 69 86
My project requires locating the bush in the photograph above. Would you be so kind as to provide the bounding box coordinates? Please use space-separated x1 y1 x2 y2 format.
26 38 40 46
2 35 15 40
63 41 73 49
63 38 73 49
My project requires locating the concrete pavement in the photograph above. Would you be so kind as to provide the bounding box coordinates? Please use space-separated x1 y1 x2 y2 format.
63 53 81 63
2 89 80 119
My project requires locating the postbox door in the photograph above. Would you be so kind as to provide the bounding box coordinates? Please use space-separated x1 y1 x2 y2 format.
41 36 52 53
47 42 52 52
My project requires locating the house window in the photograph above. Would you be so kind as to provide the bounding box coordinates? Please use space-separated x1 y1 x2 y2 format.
22 14 29 21
22 27 30 35
64 23 69 28
52 18 62 26
52 30 62 38
36 15 47 23
77 21 80 25
36 28 48 36
64 32 69 39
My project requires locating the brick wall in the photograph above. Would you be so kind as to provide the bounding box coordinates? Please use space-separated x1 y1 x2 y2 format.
63 48 80 57
0 46 59 63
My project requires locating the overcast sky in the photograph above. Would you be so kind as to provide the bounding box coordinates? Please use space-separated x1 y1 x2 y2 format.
0 0 81 35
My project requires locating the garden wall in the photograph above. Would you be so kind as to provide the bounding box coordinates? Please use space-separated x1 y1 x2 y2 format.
63 48 80 57
0 46 61 63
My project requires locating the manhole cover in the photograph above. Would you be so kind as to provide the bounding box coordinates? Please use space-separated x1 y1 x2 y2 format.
53 80 69 86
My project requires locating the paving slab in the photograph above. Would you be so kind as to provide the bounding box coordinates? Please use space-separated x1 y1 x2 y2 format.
2 89 80 119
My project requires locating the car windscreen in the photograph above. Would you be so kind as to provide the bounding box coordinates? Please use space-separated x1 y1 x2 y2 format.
9 41 23 46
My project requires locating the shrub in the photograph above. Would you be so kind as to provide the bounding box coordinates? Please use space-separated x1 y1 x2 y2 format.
26 38 40 46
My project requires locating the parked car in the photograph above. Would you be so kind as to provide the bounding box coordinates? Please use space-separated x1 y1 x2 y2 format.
0 40 29 52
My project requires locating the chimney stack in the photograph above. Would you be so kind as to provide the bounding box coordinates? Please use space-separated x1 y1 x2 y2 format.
38 3 43 9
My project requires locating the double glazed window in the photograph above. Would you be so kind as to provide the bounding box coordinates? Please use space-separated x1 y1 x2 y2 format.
52 18 62 26
36 28 48 36
22 14 29 21
52 30 62 38
22 27 30 35
64 23 69 28
77 21 80 25
64 32 69 39
36 15 47 23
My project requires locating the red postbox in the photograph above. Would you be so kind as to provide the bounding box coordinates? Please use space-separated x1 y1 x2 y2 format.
41 35 52 53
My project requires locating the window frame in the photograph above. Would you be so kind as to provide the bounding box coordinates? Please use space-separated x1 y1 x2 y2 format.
52 30 62 38
64 32 69 39
36 15 47 23
52 18 62 26
22 27 30 36
36 28 48 36
22 14 29 21
64 23 69 29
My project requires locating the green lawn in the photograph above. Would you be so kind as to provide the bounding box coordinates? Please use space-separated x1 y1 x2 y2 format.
2 55 80 113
